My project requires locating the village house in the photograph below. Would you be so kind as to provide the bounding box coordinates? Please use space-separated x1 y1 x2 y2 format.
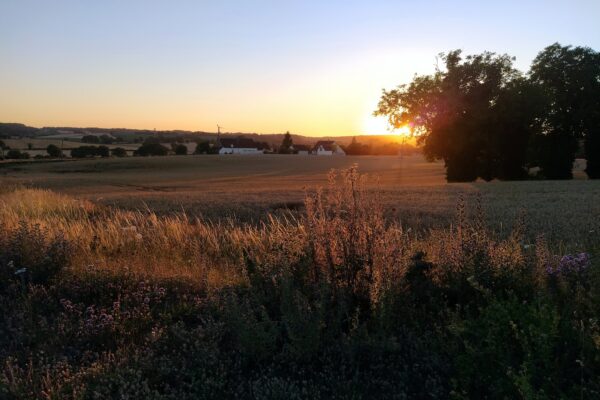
312 140 345 156
218 137 265 155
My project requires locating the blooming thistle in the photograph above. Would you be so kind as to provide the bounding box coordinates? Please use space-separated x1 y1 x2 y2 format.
545 252 591 276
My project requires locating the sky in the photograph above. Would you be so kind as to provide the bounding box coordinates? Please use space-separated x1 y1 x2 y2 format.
1 1 599 136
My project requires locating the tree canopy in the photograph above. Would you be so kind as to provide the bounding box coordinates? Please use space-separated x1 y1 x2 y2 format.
135 143 169 157
376 44 600 181
71 145 109 158
530 43 600 179
279 131 294 154
46 144 63 158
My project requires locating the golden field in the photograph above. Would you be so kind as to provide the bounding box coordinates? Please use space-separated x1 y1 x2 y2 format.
1 154 598 243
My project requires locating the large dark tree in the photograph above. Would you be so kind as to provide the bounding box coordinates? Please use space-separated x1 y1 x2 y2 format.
279 131 294 154
530 43 600 179
489 78 545 180
376 50 532 182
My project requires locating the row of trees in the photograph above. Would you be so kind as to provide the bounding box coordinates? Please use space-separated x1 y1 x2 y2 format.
81 134 123 145
375 43 600 181
70 145 110 158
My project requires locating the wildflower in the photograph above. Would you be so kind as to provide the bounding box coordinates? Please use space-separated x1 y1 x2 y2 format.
546 252 591 276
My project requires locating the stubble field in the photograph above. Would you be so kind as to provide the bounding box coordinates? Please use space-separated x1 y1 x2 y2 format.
2 154 598 244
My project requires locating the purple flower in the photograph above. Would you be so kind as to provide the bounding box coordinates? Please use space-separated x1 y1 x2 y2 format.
546 252 591 276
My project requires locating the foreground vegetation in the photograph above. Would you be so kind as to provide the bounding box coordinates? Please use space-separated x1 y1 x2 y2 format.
1 168 599 398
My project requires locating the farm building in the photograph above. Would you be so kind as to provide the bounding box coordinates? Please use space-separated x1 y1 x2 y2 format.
218 137 265 155
312 141 345 156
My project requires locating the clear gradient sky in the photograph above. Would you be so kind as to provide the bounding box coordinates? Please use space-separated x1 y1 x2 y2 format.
1 1 599 136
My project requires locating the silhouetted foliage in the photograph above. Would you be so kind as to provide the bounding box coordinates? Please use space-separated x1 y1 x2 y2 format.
135 142 169 156
46 144 63 158
96 145 110 157
81 135 100 144
194 140 218 154
71 145 109 158
489 78 545 180
5 149 30 159
344 137 371 155
99 134 114 144
377 50 529 181
530 43 600 179
111 147 127 157
279 131 294 154
174 144 188 155
377 44 600 181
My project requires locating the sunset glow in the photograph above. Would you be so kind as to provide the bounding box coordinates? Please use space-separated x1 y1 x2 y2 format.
362 112 412 137
1 2 599 136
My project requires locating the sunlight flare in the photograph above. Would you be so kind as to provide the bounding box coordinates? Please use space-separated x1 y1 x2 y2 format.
362 113 411 137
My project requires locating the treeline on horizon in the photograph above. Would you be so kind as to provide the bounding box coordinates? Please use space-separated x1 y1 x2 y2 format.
376 43 600 181
0 123 212 141
0 123 416 157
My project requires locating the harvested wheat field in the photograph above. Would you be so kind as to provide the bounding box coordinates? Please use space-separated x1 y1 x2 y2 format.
2 154 598 243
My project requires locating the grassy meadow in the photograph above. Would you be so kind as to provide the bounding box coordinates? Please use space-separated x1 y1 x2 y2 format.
1 156 600 398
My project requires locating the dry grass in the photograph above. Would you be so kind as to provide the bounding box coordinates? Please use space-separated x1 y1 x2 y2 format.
2 154 598 246
0 187 303 286
1 167 583 287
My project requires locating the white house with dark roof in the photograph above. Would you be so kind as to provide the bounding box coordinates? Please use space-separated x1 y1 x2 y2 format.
312 140 345 155
218 137 265 154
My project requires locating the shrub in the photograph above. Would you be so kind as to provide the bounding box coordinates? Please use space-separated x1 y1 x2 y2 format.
174 144 188 155
70 145 109 158
46 144 62 158
135 143 169 156
81 134 100 143
111 147 127 157
0 221 70 287
5 149 30 159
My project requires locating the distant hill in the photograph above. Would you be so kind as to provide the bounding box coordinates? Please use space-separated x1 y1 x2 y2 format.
0 123 39 138
0 122 414 147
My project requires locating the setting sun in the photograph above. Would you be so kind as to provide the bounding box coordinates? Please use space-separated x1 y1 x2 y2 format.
362 113 411 137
